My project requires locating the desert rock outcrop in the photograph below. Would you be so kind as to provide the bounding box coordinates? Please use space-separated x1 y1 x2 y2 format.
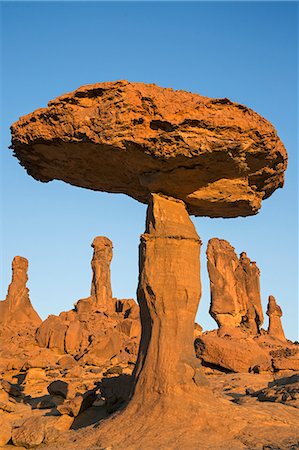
90 236 113 313
9 81 291 448
206 239 263 333
133 194 205 399
36 237 141 365
240 252 263 333
11 80 287 218
0 256 41 327
267 295 286 341
197 239 298 373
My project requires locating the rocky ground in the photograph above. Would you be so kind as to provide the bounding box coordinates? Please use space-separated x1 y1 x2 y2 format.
0 366 298 449
1 231 298 449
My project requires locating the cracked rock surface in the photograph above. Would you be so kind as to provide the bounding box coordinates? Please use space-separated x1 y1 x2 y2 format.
11 80 287 217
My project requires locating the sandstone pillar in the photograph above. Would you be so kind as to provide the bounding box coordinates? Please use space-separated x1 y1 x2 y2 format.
90 236 113 313
206 238 247 330
132 194 205 402
0 256 41 326
267 295 286 341
239 253 263 333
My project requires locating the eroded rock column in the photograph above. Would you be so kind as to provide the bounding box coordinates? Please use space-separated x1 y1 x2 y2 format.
206 239 247 330
267 295 286 341
132 194 204 402
90 236 113 313
239 253 263 333
0 256 41 326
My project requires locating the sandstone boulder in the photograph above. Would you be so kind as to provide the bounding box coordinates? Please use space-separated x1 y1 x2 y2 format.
12 416 45 448
35 236 141 364
195 332 272 373
57 388 97 417
11 81 287 218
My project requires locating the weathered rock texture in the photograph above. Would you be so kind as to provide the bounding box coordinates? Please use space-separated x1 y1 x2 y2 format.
267 295 286 341
11 80 287 218
206 239 263 333
90 236 113 312
0 256 41 327
133 194 205 398
197 239 298 373
73 194 239 449
36 236 140 365
240 252 263 333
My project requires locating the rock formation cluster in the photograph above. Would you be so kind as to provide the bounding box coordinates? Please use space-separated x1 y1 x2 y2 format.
6 81 297 449
195 238 298 374
35 236 140 366
267 294 286 342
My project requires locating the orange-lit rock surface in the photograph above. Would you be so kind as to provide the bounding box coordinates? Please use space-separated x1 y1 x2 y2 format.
11 81 287 218
6 81 298 449
0 256 41 327
206 238 263 332
36 236 141 364
267 295 287 342
196 238 298 374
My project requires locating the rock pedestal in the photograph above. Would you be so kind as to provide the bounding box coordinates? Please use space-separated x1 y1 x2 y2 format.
133 194 205 399
267 295 286 341
86 195 236 449
90 236 113 313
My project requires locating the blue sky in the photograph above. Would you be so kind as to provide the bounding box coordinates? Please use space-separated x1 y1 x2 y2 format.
1 2 298 339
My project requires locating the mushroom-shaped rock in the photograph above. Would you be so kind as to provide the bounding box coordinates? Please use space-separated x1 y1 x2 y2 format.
267 295 286 341
11 81 287 218
9 82 288 448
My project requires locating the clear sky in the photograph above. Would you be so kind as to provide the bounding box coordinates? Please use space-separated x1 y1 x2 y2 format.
1 2 298 340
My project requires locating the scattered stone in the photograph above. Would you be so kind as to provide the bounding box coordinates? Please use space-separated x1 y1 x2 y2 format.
57 389 97 417
0 379 22 397
47 380 68 399
24 367 47 383
12 416 45 448
0 401 15 412
103 366 123 376
58 354 77 370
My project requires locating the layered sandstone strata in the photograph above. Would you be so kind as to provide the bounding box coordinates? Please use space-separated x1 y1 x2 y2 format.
206 238 263 333
267 295 286 342
11 80 287 218
90 236 113 312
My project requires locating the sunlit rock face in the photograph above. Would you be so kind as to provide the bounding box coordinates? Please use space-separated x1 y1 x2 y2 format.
0 256 41 327
206 238 263 333
11 80 287 218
